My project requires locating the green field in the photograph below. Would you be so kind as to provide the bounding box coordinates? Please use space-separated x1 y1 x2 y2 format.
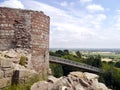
82 52 120 62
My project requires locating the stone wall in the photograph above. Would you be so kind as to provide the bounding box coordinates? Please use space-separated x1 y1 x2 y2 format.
0 7 50 75
0 49 39 89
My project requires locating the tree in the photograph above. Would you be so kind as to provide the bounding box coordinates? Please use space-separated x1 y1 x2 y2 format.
108 61 115 65
92 55 102 68
76 51 82 58
85 55 94 65
85 55 102 68
49 51 57 56
63 49 69 55
103 69 114 88
50 63 63 78
115 61 120 68
55 50 65 57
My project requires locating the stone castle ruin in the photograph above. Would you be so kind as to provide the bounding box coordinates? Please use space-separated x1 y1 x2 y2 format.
0 7 50 75
0 7 111 90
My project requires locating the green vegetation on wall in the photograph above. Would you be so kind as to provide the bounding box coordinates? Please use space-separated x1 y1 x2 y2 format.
19 56 27 66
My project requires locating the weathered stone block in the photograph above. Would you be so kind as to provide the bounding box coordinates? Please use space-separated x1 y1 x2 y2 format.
75 84 84 90
14 69 38 79
0 70 4 79
19 69 30 78
4 69 13 77
1 59 13 68
31 81 50 90
0 78 11 89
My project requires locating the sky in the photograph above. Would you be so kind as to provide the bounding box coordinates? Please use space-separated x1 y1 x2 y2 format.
0 0 120 48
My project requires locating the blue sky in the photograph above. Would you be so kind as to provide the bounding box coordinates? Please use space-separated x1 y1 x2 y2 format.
0 0 120 48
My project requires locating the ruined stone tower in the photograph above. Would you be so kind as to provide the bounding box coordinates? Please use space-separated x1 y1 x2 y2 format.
0 7 50 75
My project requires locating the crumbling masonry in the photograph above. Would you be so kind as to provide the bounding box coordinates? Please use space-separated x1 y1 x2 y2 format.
0 7 50 75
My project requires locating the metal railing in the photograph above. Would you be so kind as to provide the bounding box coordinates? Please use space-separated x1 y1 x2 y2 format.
49 56 102 73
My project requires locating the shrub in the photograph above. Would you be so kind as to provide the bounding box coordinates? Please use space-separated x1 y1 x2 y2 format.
115 61 120 68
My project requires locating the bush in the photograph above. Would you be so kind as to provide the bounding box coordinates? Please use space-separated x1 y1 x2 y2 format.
50 63 63 78
115 61 120 68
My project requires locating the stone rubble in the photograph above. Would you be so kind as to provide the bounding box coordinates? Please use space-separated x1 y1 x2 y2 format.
31 71 111 90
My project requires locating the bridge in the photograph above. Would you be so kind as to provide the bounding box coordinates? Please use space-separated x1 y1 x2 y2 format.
49 56 102 73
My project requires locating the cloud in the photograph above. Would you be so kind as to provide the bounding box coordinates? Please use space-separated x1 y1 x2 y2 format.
86 4 104 12
0 0 119 48
111 10 120 30
0 0 24 9
84 14 106 28
21 0 98 46
60 1 68 7
20 0 108 48
60 1 74 7
80 0 92 3
116 10 120 14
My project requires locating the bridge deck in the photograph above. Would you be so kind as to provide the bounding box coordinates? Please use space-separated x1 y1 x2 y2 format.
49 56 102 73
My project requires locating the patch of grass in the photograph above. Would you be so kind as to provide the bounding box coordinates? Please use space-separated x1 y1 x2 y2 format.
19 56 27 66
2 75 40 90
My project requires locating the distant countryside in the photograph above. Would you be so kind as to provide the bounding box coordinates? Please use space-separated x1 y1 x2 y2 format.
50 48 120 90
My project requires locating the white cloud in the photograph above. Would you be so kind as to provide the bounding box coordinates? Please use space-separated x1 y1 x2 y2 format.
60 1 74 7
116 10 120 14
21 0 98 46
86 4 104 12
0 0 24 9
69 2 74 6
0 0 119 48
20 0 109 48
86 14 106 28
60 1 68 7
111 10 120 30
80 0 92 3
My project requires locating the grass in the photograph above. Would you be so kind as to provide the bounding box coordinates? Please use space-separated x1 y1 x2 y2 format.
2 74 40 90
19 56 27 66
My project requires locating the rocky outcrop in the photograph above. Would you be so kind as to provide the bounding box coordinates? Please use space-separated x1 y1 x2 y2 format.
31 71 111 90
0 49 38 89
0 49 111 90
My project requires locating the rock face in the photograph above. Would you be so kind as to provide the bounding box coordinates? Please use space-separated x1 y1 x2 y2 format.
31 71 111 90
0 49 39 89
0 78 11 89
